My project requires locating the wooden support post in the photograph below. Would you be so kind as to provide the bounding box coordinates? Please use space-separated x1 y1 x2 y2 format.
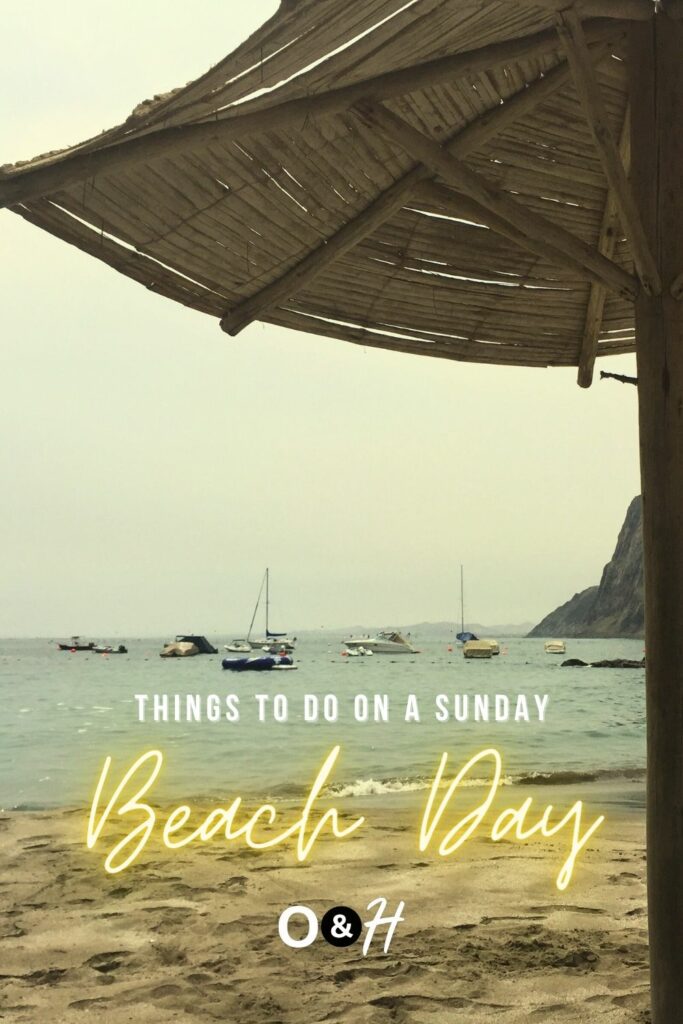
355 100 639 301
577 112 630 388
557 9 661 294
630 14 683 1024
670 268 683 299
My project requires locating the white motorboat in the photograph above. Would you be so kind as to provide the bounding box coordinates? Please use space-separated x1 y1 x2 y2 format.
544 640 567 654
225 639 252 653
343 630 416 654
259 637 297 653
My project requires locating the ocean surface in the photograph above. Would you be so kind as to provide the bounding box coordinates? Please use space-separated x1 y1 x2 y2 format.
0 635 646 811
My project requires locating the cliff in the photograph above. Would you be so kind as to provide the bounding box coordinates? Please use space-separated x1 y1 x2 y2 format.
528 496 644 639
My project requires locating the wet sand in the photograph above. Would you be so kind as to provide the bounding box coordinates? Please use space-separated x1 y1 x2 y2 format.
0 786 650 1023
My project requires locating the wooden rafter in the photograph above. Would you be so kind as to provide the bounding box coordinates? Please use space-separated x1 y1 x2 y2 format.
221 54 588 335
412 181 608 285
0 19 623 208
222 175 418 336
557 9 661 295
354 101 639 302
525 0 655 17
577 110 630 388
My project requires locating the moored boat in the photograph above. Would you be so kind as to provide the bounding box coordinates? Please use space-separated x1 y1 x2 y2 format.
222 655 297 672
463 639 494 659
225 640 252 653
58 636 96 651
343 630 416 654
342 644 374 657
244 569 296 652
160 641 199 658
174 635 217 654
544 640 567 654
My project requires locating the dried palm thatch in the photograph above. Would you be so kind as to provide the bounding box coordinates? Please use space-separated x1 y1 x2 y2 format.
2 4 683 1021
0 0 657 385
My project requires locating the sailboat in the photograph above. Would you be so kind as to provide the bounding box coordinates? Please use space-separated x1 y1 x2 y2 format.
455 566 478 644
245 568 296 653
455 566 499 657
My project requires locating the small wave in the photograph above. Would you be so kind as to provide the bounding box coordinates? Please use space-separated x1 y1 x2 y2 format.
327 778 431 798
515 767 646 786
325 774 513 799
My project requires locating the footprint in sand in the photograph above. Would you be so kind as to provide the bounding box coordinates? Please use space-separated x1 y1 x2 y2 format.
0 921 26 938
24 968 67 985
219 875 248 894
529 905 606 916
612 991 650 1009
370 994 473 1012
86 951 131 974
608 872 641 885
530 1004 579 1017
149 984 185 998
68 998 111 1011
107 886 133 900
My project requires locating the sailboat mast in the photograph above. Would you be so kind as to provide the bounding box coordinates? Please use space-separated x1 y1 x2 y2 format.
460 564 465 634
265 567 269 635
247 570 267 642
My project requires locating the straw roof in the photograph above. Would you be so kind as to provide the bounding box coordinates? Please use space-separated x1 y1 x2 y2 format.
1 0 659 383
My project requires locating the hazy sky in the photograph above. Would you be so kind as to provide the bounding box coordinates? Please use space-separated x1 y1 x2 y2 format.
1 2 641 637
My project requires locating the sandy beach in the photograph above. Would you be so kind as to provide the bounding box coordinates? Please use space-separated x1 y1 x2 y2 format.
0 783 650 1024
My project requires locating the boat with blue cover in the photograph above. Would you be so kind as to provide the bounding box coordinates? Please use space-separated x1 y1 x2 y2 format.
222 654 297 672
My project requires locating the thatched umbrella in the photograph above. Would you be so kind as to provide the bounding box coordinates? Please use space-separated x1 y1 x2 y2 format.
1 0 680 1016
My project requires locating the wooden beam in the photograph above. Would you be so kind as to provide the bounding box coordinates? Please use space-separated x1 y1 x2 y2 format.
354 100 639 301
577 110 630 387
557 9 661 295
221 55 584 335
630 15 683 1024
412 180 608 285
0 19 624 208
525 0 655 17
221 175 420 335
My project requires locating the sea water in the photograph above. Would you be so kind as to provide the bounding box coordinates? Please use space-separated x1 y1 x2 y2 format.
0 635 646 810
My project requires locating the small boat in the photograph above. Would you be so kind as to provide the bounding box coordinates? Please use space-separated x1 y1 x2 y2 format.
544 640 567 654
343 631 416 654
160 641 199 658
463 639 494 659
260 637 297 653
58 636 96 651
94 644 128 654
222 655 297 672
225 640 252 653
174 635 217 654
